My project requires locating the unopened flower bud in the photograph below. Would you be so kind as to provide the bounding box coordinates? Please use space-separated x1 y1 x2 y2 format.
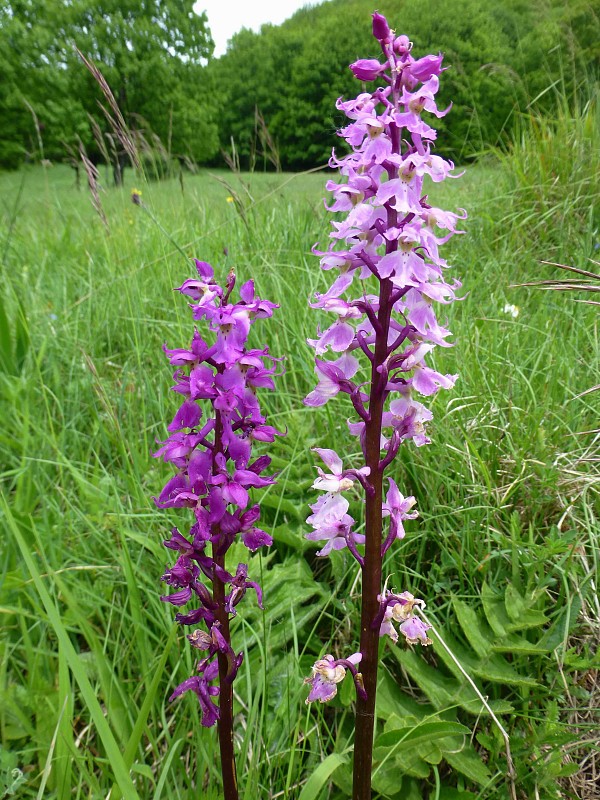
350 58 384 82
372 12 393 44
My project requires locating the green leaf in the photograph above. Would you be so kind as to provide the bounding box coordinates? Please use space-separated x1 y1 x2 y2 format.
259 492 302 519
272 523 308 551
445 748 493 786
490 634 550 655
14 297 29 372
372 757 431 795
537 595 582 651
482 581 512 636
505 584 549 629
452 597 494 658
375 721 470 750
556 762 581 778
298 753 348 800
392 647 514 716
433 628 538 687
130 763 154 781
376 668 435 722
152 739 184 800
111 625 177 800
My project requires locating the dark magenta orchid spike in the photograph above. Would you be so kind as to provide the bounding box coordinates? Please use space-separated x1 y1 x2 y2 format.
303 13 465 799
154 258 282 800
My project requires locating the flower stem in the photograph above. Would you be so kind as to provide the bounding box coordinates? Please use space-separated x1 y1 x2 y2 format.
213 558 238 800
352 278 393 799
353 111 398 791
211 403 239 800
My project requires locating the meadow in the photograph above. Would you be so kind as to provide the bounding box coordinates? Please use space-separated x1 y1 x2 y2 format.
1 109 599 800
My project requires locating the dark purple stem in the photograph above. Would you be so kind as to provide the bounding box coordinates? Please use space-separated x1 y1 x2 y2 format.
211 389 239 800
352 275 392 798
352 100 401 800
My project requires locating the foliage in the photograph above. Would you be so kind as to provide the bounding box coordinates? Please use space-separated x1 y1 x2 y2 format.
0 0 219 170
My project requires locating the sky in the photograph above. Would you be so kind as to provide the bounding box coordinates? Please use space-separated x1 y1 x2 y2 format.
194 0 331 58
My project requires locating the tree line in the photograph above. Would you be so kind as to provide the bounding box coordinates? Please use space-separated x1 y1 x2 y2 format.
1 0 598 177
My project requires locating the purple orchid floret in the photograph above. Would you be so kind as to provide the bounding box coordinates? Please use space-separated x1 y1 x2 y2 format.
380 479 418 555
376 590 432 646
154 263 282 733
304 653 365 703
169 660 220 728
302 19 463 794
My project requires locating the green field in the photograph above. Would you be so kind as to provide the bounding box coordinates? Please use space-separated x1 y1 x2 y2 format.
1 148 599 799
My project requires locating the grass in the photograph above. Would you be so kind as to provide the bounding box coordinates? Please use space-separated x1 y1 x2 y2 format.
0 147 598 800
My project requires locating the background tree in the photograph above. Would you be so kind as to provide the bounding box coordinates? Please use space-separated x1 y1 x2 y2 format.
0 0 218 176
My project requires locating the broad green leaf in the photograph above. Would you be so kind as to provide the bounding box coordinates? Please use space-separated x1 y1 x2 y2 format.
491 634 549 655
505 584 549 629
272 522 309 551
452 596 495 658
372 758 431 795
372 746 432 781
537 595 582 651
375 721 470 750
390 648 459 710
439 789 479 800
445 748 493 786
376 668 434 722
392 647 514 716
258 492 302 519
298 753 348 800
372 762 408 796
482 581 511 636
391 748 430 779
392 777 425 800
421 741 443 764
434 628 538 687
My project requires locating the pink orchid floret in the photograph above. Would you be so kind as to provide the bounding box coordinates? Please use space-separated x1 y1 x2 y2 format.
378 591 432 646
382 479 418 541
311 448 369 493
304 652 363 703
304 353 361 407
